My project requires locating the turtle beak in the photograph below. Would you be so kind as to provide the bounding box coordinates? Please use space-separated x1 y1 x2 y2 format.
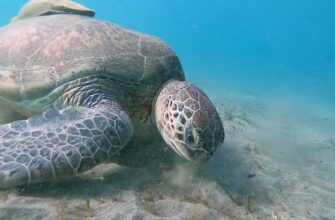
161 130 210 164
54 0 96 17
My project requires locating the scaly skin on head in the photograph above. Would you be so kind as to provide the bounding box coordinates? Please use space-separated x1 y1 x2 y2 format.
154 80 224 163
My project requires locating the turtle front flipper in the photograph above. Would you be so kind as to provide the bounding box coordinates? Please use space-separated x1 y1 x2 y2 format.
0 102 133 188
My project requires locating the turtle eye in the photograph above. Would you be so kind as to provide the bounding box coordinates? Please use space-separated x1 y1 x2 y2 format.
185 123 199 147
186 132 195 144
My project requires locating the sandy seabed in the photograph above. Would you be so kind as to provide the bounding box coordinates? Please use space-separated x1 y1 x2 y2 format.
0 87 334 220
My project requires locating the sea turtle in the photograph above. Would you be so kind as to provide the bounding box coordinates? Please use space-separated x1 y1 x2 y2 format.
0 14 225 188
11 0 95 22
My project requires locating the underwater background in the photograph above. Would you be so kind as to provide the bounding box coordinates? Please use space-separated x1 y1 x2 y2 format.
2 0 334 107
0 0 334 219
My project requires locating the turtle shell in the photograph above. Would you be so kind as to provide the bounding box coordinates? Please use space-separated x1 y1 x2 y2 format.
0 14 184 102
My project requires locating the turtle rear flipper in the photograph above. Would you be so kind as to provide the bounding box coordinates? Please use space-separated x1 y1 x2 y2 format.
0 102 133 188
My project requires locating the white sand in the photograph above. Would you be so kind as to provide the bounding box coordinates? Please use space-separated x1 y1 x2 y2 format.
0 88 334 219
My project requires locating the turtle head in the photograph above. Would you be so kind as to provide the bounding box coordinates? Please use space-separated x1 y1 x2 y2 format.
154 80 224 164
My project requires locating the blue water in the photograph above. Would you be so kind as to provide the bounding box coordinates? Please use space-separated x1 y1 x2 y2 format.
2 0 334 107
0 1 334 219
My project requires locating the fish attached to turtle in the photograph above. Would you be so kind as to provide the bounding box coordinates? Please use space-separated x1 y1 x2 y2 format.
11 0 95 22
